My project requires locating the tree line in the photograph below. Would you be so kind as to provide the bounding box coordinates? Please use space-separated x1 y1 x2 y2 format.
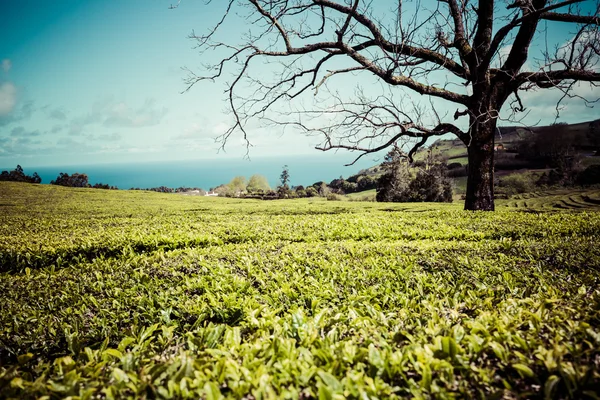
0 165 41 184
0 166 119 189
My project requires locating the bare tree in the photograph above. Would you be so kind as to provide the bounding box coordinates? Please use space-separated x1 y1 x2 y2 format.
179 0 600 210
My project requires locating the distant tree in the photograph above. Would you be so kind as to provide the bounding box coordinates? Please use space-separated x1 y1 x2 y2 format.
356 175 377 192
277 165 291 198
317 182 330 197
293 185 307 198
175 187 206 194
92 183 119 190
346 174 359 184
226 176 247 196
50 172 90 188
0 165 42 184
342 180 358 194
377 147 453 203
518 130 578 169
305 186 318 197
280 166 290 188
149 186 174 193
246 174 271 193
577 165 600 186
329 177 345 190
212 184 231 196
310 181 325 190
588 120 600 153
407 165 454 203
376 147 411 202
498 173 536 195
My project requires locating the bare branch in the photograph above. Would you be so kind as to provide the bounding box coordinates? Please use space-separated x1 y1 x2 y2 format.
541 12 600 25
176 0 600 211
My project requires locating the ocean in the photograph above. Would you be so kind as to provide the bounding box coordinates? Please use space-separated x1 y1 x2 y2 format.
7 154 381 190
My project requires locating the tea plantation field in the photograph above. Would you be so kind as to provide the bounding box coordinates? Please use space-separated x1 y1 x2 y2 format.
1 182 599 399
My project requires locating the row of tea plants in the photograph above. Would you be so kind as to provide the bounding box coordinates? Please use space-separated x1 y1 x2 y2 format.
1 182 599 399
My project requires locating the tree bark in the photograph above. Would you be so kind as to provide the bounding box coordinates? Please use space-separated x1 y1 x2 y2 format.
464 119 496 211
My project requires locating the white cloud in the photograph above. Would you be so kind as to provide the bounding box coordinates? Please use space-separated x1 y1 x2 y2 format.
0 82 17 116
1 59 11 73
501 82 600 125
174 123 203 140
212 122 229 135
103 98 167 128
65 98 168 135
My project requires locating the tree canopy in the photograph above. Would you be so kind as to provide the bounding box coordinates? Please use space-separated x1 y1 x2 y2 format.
50 173 90 188
247 174 271 193
0 165 41 184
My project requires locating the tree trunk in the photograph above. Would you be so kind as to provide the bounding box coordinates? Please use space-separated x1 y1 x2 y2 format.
464 120 496 211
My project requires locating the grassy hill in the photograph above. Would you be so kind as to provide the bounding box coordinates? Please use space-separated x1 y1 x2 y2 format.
346 119 600 198
1 182 600 399
428 118 600 166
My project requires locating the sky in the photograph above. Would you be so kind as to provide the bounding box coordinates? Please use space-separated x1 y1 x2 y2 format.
0 0 598 168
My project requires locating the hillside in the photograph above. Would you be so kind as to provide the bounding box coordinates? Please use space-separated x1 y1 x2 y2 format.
343 119 600 198
429 118 600 165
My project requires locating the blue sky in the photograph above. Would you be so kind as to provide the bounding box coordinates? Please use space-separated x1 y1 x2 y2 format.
0 0 598 167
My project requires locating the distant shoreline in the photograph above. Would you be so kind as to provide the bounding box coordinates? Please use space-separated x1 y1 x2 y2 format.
3 155 380 190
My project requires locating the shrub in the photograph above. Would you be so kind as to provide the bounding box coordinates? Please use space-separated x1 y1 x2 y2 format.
447 166 468 178
406 167 453 202
326 193 342 201
498 173 535 195
357 175 377 191
305 187 318 197
376 149 453 203
577 165 600 186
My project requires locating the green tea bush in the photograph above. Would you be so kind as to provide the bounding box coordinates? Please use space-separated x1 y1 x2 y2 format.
498 173 536 196
1 182 599 399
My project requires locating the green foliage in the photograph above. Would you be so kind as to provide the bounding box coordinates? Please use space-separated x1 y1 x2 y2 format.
0 165 41 184
277 166 291 198
227 176 247 196
50 172 90 188
376 149 453 203
246 174 270 194
498 173 537 196
1 182 600 399
326 193 342 201
577 165 600 186
407 167 453 203
305 186 318 197
280 165 290 188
